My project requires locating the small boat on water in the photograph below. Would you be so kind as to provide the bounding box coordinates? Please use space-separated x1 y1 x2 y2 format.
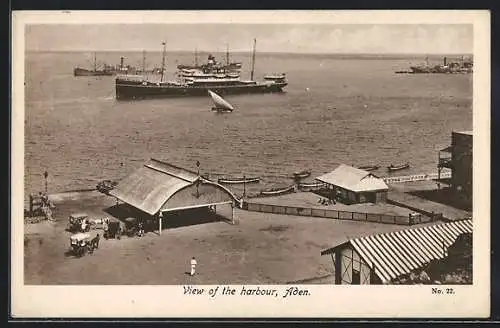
387 162 410 172
358 165 380 171
208 90 234 112
260 185 295 196
292 170 311 179
218 177 260 184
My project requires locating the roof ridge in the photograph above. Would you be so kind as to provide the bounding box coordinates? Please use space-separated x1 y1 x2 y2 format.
149 158 199 176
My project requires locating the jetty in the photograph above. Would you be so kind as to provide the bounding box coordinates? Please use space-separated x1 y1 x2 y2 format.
382 172 451 184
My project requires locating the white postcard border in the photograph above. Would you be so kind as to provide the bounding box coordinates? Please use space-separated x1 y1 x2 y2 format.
11 10 490 318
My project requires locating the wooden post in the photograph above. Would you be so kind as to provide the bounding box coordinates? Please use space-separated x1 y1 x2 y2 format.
158 212 163 235
231 203 235 224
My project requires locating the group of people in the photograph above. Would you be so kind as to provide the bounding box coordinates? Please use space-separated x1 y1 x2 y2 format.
318 197 336 206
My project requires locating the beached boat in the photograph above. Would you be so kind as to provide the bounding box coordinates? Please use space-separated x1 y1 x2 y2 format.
387 162 410 172
358 165 380 171
260 185 295 196
298 182 324 192
218 177 260 184
292 170 311 179
298 182 325 188
209 90 234 112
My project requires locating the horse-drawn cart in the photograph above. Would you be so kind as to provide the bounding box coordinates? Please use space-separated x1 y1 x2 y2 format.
69 233 92 257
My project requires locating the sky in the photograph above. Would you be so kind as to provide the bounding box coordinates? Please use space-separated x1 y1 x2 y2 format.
25 24 473 54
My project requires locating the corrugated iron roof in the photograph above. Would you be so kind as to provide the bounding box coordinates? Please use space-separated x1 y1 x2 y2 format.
315 164 389 192
321 219 472 284
109 159 197 215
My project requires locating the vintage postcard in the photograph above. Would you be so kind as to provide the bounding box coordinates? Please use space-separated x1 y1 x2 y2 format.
11 10 490 318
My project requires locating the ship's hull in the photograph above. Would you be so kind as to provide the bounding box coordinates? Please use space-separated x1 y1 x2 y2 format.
74 68 114 77
115 80 287 100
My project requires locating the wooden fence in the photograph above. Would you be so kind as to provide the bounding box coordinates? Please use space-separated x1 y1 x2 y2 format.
242 202 426 225
382 172 451 184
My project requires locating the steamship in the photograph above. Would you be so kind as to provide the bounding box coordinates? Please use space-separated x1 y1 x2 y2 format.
114 39 288 100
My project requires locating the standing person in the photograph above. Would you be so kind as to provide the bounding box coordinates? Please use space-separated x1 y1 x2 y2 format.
103 218 109 238
190 257 197 276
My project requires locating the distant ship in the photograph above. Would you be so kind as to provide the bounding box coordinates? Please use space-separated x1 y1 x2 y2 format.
177 46 243 71
114 39 288 100
397 56 473 74
73 53 114 77
74 54 142 77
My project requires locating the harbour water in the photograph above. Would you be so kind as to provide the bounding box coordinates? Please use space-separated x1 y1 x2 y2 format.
24 51 472 198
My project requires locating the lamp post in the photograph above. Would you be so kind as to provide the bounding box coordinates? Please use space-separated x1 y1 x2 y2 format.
196 161 200 198
43 171 48 194
243 175 246 198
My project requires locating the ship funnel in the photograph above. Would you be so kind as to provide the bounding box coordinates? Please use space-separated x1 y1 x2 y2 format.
120 57 125 69
443 57 447 66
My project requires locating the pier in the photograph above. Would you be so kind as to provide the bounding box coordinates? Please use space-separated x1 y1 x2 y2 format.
382 172 451 184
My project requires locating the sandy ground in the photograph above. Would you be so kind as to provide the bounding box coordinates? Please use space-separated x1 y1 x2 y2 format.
23 192 434 285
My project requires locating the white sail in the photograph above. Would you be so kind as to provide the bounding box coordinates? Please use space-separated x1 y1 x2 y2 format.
208 90 234 111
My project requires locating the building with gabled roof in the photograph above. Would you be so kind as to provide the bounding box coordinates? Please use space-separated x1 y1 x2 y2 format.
315 164 389 204
320 219 472 284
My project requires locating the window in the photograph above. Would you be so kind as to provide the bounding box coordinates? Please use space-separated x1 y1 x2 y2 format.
352 269 361 284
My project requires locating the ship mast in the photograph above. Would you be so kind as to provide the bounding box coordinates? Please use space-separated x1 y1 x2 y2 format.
250 38 256 81
93 52 97 72
160 41 167 82
226 44 229 66
195 47 198 66
142 50 146 73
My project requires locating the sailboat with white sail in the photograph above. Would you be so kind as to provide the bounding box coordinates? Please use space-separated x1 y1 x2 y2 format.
208 90 234 112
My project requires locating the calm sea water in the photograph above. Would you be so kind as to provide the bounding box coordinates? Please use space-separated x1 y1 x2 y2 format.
24 51 472 197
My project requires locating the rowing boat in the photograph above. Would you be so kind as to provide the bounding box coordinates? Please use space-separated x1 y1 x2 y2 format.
218 177 260 184
387 162 410 172
292 170 311 179
298 182 324 188
358 165 380 171
260 185 295 196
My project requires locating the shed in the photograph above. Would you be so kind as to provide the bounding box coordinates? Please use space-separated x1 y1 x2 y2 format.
315 164 389 204
320 219 472 284
109 158 239 234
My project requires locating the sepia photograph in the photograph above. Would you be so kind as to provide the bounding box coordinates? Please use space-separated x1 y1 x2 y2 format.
11 10 490 318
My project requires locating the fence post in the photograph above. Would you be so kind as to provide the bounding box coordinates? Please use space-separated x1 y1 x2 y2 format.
352 212 354 220
337 211 340 219
366 213 368 221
